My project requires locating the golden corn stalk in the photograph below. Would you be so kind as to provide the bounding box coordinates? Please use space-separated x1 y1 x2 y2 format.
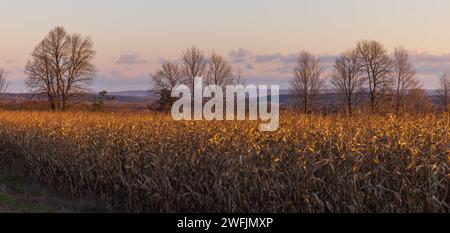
0 111 448 212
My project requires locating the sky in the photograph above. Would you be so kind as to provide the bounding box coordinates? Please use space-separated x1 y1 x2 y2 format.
1 0 450 92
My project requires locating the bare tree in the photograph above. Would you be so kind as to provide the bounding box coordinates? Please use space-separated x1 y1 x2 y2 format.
206 53 234 87
392 47 418 114
151 61 183 110
330 49 366 115
290 51 325 114
25 26 95 110
356 40 393 113
182 46 207 90
234 68 245 85
0 69 8 93
436 72 450 112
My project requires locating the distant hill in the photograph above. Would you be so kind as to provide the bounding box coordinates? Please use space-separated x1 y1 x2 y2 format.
107 89 293 96
0 91 155 103
0 89 440 106
106 90 153 97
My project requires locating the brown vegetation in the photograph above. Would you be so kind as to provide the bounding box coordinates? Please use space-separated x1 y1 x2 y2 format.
0 111 448 212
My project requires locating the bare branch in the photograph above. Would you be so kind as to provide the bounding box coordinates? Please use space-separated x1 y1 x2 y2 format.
290 51 325 114
356 40 393 113
392 47 418 114
436 72 450 112
24 26 96 110
182 46 207 90
206 53 234 88
151 60 184 110
330 49 366 115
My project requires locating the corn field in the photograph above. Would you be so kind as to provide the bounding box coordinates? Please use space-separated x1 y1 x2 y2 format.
0 111 448 212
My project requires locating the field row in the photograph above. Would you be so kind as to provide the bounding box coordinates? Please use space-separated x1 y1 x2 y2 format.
0 111 448 212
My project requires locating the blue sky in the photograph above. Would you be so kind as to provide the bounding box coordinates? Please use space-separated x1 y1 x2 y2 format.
1 0 450 91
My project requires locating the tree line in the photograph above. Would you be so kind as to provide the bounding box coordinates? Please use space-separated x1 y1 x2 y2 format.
292 40 450 115
150 46 243 110
153 40 450 114
0 27 449 114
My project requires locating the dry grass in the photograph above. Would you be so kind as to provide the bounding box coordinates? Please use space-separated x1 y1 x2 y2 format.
0 110 448 212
